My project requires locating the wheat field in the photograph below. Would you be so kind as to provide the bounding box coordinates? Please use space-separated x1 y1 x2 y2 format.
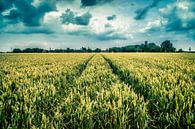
0 53 194 129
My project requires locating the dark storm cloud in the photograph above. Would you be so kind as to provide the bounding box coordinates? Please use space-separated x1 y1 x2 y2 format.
75 12 92 25
0 0 14 13
81 0 113 7
0 0 56 26
161 1 195 40
107 14 116 21
164 10 195 32
134 0 161 20
5 9 20 20
61 9 92 25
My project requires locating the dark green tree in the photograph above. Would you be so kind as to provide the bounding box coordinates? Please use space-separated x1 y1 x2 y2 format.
147 43 161 52
94 48 101 52
87 47 92 52
144 41 148 52
13 48 22 53
160 40 176 52
81 47 87 52
178 48 183 53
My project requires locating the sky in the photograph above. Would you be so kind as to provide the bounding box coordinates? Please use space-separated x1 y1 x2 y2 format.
0 0 195 51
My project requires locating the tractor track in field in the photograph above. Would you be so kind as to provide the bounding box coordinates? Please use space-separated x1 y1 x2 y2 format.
1 54 95 129
58 54 95 93
102 55 191 128
62 54 149 129
32 54 95 126
48 54 95 96
101 55 155 126
101 55 146 98
101 55 151 100
102 55 168 128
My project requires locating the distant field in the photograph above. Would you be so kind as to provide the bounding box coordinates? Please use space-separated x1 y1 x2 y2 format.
0 53 194 129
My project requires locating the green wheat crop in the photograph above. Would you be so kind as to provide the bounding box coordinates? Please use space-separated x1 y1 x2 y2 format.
0 53 194 129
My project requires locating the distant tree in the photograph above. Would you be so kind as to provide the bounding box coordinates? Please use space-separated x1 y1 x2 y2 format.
109 47 121 52
22 48 44 53
147 43 161 52
81 47 87 52
32 48 44 53
54 49 64 53
144 41 148 52
108 42 162 52
11 40 178 53
139 44 145 52
13 48 22 53
129 45 139 52
87 47 92 52
160 40 176 52
66 48 70 52
144 41 148 47
189 47 191 52
94 48 101 52
134 45 142 52
23 48 32 53
178 48 183 53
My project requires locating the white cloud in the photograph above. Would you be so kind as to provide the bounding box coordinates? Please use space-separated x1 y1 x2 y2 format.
140 18 168 33
43 11 64 33
32 0 42 7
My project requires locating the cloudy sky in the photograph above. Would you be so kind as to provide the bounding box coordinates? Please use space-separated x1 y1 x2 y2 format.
0 0 195 51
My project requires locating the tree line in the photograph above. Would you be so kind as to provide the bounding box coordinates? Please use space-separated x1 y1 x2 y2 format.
12 40 189 53
12 47 102 53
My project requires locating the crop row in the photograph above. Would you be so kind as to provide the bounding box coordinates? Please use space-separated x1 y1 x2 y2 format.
61 55 148 129
0 53 194 129
103 53 195 128
0 54 93 128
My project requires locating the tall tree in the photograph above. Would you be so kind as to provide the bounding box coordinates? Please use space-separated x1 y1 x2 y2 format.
160 40 176 52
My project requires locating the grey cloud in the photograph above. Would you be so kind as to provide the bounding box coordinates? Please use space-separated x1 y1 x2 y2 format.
96 33 127 40
75 12 92 25
144 1 195 40
61 9 92 25
107 14 116 21
14 0 56 26
66 27 127 41
1 0 56 26
134 0 161 20
0 0 14 13
81 0 114 7
164 11 195 32
4 9 21 24
104 23 113 28
6 27 53 34
0 14 6 28
57 0 75 2
1 22 54 34
20 29 53 34
162 1 195 39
